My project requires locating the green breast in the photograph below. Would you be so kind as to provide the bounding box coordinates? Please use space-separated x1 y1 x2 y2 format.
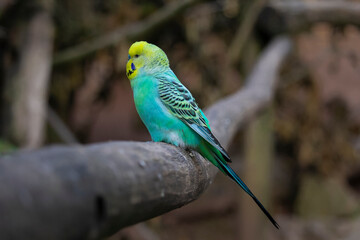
131 75 200 147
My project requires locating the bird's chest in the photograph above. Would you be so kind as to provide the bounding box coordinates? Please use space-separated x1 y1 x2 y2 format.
132 78 179 132
131 76 199 147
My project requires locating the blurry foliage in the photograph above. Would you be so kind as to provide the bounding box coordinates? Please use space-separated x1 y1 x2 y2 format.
273 23 360 222
0 139 16 155
53 0 162 48
275 74 359 177
275 24 360 178
295 173 360 218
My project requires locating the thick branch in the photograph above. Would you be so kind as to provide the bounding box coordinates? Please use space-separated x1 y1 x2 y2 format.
53 0 199 65
260 1 360 35
0 37 291 240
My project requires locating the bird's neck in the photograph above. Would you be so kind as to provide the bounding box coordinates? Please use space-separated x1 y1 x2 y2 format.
143 65 169 76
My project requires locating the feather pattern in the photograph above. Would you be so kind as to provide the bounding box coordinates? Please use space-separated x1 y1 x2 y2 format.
158 75 231 162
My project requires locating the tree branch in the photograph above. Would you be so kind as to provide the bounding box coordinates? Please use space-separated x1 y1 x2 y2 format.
260 1 360 35
227 0 266 65
9 10 54 148
53 0 200 65
0 37 291 240
47 107 79 145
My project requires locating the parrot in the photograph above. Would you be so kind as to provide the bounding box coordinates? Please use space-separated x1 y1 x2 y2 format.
126 41 279 229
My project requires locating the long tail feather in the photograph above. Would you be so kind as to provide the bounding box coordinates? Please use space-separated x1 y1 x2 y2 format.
215 155 280 229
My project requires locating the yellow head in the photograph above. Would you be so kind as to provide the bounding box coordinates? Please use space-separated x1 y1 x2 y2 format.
126 41 169 80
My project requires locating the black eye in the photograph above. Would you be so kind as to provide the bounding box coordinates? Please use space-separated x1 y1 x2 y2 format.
134 54 139 58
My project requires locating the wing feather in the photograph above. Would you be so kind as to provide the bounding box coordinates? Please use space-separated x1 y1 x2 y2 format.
158 76 231 162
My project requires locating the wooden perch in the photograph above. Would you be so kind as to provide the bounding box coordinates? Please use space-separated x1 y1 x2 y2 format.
53 0 200 65
0 37 291 240
259 1 360 35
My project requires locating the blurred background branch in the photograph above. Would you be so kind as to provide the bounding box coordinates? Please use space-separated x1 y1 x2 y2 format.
227 0 266 65
47 106 79 145
1 0 54 149
53 0 201 65
258 1 360 36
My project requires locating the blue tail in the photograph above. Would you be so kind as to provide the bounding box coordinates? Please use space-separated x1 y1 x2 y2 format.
216 155 280 229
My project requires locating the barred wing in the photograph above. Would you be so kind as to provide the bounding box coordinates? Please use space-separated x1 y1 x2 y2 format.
158 77 230 162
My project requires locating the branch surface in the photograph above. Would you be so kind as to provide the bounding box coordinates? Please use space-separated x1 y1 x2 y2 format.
0 37 291 240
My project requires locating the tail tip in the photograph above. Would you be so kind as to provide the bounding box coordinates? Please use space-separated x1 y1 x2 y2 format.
273 221 280 229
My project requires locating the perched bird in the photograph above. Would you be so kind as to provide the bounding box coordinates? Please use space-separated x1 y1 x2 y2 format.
126 41 279 229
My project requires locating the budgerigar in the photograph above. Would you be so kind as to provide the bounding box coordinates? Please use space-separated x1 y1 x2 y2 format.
126 41 279 229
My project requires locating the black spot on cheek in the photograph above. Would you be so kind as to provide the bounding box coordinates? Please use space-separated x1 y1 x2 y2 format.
95 195 107 222
127 70 134 76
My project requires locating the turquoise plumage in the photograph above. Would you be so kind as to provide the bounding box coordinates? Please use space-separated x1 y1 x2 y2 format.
126 41 279 229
